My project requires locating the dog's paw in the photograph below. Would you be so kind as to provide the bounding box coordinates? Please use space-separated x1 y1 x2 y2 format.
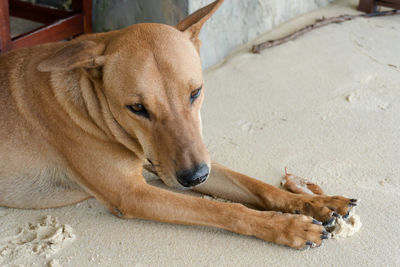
289 195 358 225
250 212 330 250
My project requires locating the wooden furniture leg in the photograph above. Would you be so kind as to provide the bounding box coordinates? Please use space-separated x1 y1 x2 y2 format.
82 0 92 33
0 0 11 52
375 0 400 9
359 0 400 13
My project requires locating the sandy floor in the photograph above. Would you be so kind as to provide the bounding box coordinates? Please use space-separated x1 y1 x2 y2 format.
1 1 400 266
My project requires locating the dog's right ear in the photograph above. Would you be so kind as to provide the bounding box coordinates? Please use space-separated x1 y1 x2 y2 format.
37 41 105 72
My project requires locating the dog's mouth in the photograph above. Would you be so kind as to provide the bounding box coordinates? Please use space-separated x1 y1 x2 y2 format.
143 158 209 189
143 158 158 176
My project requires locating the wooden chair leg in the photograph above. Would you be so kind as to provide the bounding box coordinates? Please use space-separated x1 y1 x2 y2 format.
0 0 11 52
82 0 92 33
375 0 400 10
358 0 377 13
71 0 82 11
71 0 92 33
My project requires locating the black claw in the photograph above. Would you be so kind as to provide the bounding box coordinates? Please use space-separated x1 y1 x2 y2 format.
332 212 340 217
321 230 331 239
306 241 316 248
343 211 351 220
348 202 357 207
350 198 358 202
295 210 300 214
312 219 322 225
321 229 332 239
323 217 336 227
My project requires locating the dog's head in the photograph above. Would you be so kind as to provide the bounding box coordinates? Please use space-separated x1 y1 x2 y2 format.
38 0 224 189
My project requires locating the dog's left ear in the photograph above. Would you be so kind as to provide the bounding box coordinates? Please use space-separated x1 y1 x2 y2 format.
176 0 224 51
37 41 105 72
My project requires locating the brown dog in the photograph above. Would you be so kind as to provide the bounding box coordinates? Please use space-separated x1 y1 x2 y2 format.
0 0 357 249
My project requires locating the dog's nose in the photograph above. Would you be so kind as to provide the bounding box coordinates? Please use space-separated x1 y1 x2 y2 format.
176 163 209 187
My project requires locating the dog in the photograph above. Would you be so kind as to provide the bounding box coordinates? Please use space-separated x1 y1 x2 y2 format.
0 0 357 249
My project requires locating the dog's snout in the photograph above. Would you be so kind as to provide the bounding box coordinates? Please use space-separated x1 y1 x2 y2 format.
176 163 209 187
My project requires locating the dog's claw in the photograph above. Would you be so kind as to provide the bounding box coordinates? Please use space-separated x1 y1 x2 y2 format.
321 234 330 240
323 217 336 227
350 198 358 203
348 202 357 207
321 230 331 239
113 207 124 218
332 212 340 218
312 219 322 225
343 210 352 220
306 241 316 248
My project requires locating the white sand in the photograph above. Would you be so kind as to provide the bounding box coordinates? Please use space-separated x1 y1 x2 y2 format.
1 0 400 265
330 213 362 239
0 215 75 266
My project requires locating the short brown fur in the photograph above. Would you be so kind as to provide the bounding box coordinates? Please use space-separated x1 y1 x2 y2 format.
0 0 356 249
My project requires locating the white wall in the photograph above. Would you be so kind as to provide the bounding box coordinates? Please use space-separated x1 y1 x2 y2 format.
93 0 334 68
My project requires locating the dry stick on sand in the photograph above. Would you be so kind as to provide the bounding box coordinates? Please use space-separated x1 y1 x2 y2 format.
252 9 400 53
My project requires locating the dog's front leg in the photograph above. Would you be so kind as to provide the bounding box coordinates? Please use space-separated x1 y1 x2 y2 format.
195 162 357 224
94 176 327 249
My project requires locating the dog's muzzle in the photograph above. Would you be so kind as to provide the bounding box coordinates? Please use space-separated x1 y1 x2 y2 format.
176 163 209 187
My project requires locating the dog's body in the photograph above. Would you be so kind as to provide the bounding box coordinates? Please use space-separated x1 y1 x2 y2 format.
0 0 356 249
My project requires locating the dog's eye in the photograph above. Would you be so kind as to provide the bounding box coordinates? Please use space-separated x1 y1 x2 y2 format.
127 104 149 118
190 87 202 104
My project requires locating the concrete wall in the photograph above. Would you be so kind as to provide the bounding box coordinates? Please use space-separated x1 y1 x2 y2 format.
93 0 188 32
93 0 334 68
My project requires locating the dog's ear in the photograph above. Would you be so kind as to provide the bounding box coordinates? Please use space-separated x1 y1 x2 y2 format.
176 0 224 51
37 41 105 72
